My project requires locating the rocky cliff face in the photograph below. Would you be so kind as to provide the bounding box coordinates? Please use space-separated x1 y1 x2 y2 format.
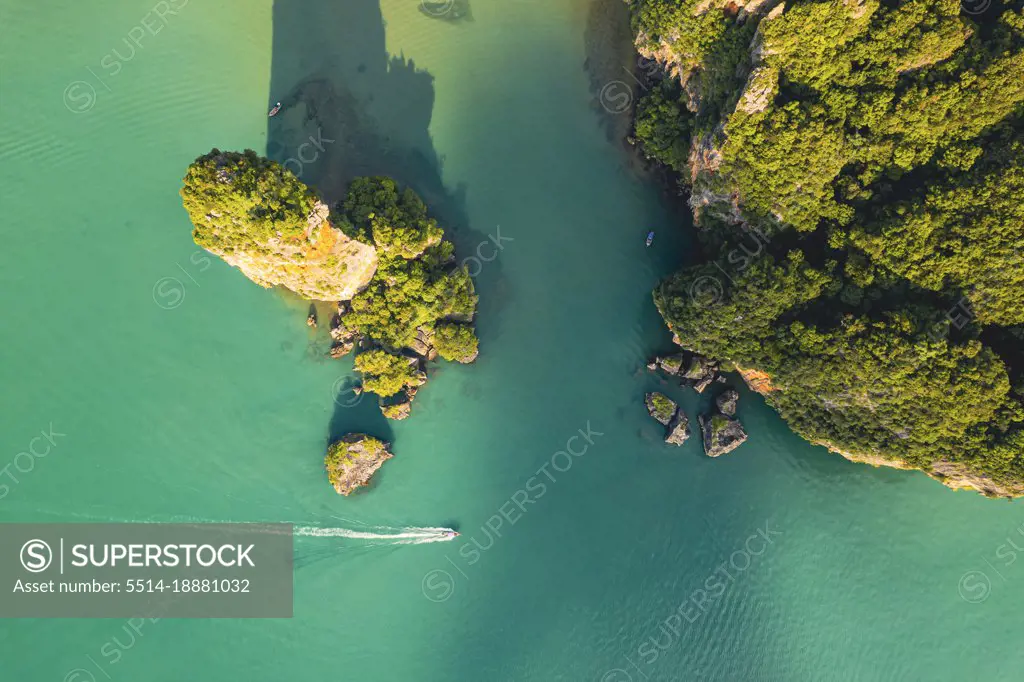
182 149 378 302
687 3 784 229
206 200 378 301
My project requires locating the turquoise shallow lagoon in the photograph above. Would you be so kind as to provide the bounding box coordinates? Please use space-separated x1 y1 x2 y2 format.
2 0 1024 680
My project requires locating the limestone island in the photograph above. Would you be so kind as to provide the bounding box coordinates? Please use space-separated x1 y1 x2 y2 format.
700 390 747 458
325 434 394 496
628 0 1024 497
644 391 690 446
180 149 480 494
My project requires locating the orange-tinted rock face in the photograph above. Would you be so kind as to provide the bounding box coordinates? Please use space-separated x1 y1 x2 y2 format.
734 365 774 394
210 202 378 302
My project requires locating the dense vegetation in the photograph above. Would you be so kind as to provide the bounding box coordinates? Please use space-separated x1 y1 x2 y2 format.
433 322 480 363
334 177 480 406
182 154 479 418
353 350 426 398
647 392 677 423
181 149 317 255
632 0 1024 493
336 177 477 349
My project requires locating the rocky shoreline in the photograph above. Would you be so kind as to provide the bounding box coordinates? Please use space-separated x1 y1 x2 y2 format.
325 300 474 422
813 438 1024 500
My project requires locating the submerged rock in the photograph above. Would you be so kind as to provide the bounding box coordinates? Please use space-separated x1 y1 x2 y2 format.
716 389 739 417
699 414 748 457
325 434 393 495
645 392 678 426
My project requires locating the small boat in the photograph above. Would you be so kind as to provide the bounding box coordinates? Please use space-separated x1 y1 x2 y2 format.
268 102 282 117
645 231 655 247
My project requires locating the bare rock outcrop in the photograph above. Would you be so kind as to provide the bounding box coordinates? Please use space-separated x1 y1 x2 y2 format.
665 409 691 445
716 389 739 417
647 351 720 393
646 353 686 376
645 392 691 446
681 354 719 393
735 365 775 394
406 326 439 361
212 200 378 301
328 307 359 359
380 395 412 421
699 413 748 457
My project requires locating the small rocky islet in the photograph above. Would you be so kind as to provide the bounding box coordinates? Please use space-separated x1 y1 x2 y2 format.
180 150 480 494
644 392 691 445
325 434 394 496
645 351 748 457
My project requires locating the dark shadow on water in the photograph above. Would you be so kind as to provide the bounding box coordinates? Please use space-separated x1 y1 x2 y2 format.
583 0 639 146
266 0 503 449
327 374 393 446
584 0 692 207
265 0 482 253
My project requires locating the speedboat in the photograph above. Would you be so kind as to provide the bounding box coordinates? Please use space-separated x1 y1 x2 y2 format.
268 102 282 117
441 530 459 539
645 231 655 247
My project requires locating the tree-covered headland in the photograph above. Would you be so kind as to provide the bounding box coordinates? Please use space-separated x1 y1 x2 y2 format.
629 0 1024 495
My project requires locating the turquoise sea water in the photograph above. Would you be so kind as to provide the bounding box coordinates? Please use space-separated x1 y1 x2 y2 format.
2 0 1024 680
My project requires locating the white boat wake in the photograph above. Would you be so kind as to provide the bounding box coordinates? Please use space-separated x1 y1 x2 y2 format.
14 510 457 547
294 525 457 544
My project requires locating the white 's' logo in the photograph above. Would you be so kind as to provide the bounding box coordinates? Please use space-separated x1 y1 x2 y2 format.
20 539 52 573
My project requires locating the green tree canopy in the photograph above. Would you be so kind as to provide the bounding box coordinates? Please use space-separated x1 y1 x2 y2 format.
181 149 317 255
634 0 1024 491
